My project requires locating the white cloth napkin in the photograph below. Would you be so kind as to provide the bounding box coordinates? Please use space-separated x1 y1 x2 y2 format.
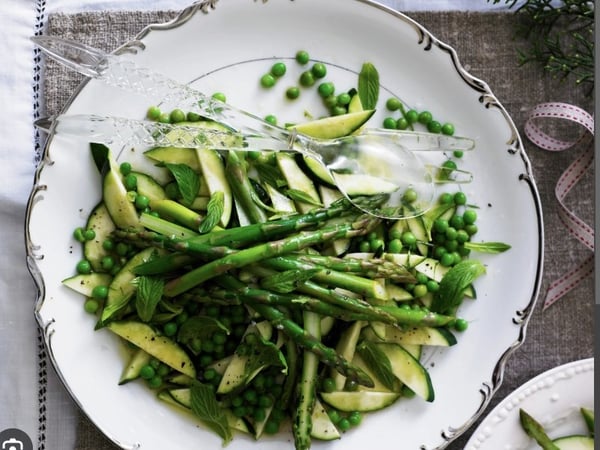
0 1 535 449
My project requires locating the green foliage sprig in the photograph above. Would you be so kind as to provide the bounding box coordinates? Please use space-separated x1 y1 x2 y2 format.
489 0 594 94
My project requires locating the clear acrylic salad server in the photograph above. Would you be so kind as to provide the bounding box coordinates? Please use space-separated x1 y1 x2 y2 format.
32 35 475 219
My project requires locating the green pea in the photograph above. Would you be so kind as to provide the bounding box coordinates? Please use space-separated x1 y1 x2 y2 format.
450 214 465 230
441 122 455 135
456 229 470 243
405 109 419 124
83 229 96 241
439 192 453 204
135 194 150 210
72 227 85 242
386 97 403 111
295 50 310 65
440 252 455 267
260 73 276 88
243 389 258 404
348 411 362 426
338 418 351 431
146 105 161 121
203 368 218 381
433 246 447 259
157 364 170 377
426 280 439 292
388 238 403 253
100 256 115 271
433 218 449 233
232 405 246 417
119 161 132 176
186 111 202 122
328 409 341 424
169 109 186 123
445 239 459 252
211 92 227 102
396 117 409 130
453 150 464 158
91 285 108 300
270 61 287 77
148 376 163 389
427 120 442 133
124 174 137 191
401 231 417 247
299 70 315 87
464 223 478 236
331 105 347 116
158 112 171 124
264 419 280 435
163 322 178 337
318 81 335 98
140 365 156 380
383 117 397 129
76 259 91 274
264 114 277 125
454 318 469 331
285 86 300 100
212 331 227 345
445 227 458 240
413 284 428 297
321 377 336 392
463 209 478 225
337 92 352 106
402 188 418 203
418 110 433 125
453 191 467 205
83 299 100 314
311 62 327 79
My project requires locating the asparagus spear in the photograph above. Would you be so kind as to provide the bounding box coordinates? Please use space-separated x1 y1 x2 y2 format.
216 275 374 388
519 409 561 450
163 215 380 297
225 151 268 224
293 311 320 450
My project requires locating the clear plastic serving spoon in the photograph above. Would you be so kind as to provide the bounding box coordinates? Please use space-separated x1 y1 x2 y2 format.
32 35 475 219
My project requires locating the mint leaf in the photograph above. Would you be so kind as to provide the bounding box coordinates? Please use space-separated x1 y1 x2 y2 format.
356 341 399 391
165 163 200 206
243 333 288 382
134 276 164 322
431 259 486 314
199 191 224 233
178 316 229 349
463 241 512 254
286 189 323 207
358 62 380 110
190 382 232 445
255 162 287 189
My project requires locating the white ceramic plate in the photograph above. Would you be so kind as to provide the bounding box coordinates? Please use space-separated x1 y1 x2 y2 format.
26 1 543 449
465 358 594 450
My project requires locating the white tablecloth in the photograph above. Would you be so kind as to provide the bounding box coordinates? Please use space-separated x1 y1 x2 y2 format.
0 1 535 449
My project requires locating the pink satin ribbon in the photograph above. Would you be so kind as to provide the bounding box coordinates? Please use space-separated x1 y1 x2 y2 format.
523 102 594 309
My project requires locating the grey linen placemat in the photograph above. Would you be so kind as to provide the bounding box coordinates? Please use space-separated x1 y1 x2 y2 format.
43 9 594 450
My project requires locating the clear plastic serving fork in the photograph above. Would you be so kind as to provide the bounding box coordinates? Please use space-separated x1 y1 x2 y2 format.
32 35 475 219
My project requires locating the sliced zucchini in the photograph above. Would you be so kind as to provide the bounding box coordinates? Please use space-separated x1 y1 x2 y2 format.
132 171 167 207
62 273 113 298
552 435 594 450
414 257 475 298
276 153 320 213
106 320 196 378
405 213 429 256
374 342 434 402
195 149 232 227
83 202 116 272
380 325 457 347
320 390 400 412
103 152 140 229
288 109 375 139
144 146 199 172
100 247 159 324
119 347 152 385
332 321 365 390
311 398 341 441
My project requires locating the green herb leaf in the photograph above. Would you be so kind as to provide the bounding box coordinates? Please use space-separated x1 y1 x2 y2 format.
286 189 323 207
244 333 288 382
255 162 288 189
199 191 224 234
356 341 399 391
134 276 164 322
165 163 200 206
358 62 380 110
177 316 229 348
260 269 320 293
463 241 511 254
190 382 233 445
431 259 486 314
